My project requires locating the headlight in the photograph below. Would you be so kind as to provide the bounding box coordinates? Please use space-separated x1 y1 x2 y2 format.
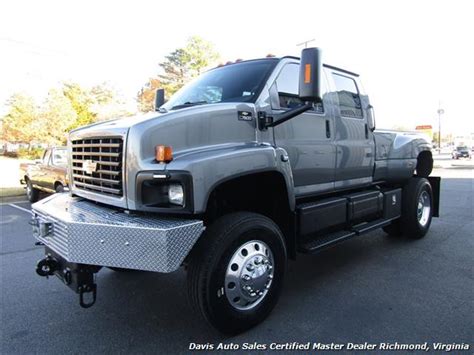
168 183 184 206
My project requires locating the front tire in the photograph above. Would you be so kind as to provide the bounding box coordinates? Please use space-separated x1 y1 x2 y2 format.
55 184 64 193
187 212 287 335
26 179 40 202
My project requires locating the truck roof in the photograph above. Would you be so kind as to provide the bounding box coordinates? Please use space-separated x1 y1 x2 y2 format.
214 56 359 77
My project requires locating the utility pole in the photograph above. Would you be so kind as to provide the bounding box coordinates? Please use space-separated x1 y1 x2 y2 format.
437 101 444 152
296 39 315 48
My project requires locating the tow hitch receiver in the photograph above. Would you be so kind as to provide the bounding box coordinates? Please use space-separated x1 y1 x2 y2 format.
36 248 101 308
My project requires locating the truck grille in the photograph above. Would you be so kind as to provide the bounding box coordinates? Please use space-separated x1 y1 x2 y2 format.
71 137 124 196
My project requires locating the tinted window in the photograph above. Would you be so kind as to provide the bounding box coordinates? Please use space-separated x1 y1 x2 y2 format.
333 73 362 118
275 64 323 113
162 60 277 110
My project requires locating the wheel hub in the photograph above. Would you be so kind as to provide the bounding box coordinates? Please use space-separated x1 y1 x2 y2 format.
224 240 274 310
241 255 272 298
417 190 431 227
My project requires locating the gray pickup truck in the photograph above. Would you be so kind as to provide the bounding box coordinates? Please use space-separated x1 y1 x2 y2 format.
32 48 440 334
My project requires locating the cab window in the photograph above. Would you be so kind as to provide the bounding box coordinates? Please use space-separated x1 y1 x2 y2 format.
52 149 67 167
42 149 51 165
332 73 363 118
274 63 324 113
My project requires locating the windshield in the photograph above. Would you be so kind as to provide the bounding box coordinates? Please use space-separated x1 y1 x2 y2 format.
456 146 468 151
52 148 67 166
161 59 277 111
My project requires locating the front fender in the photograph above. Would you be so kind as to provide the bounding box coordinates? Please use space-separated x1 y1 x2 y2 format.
163 143 295 214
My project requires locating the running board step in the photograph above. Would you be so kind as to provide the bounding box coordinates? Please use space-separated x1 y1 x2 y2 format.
352 218 392 235
298 218 393 254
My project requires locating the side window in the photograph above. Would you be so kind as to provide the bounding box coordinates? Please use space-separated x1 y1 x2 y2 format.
52 149 68 166
274 64 324 113
332 73 363 118
42 149 51 165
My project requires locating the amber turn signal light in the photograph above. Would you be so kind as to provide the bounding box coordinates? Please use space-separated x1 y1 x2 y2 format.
155 145 173 163
304 64 311 84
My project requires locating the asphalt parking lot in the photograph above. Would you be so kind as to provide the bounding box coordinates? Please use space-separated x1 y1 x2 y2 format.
1 167 473 354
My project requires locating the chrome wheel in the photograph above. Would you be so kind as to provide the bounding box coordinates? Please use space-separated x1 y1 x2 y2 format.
26 181 32 199
417 190 431 227
225 240 274 311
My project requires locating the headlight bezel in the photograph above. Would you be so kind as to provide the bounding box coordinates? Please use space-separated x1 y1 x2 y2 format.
135 171 193 213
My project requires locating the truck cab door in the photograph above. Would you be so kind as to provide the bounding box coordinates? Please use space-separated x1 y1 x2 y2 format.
271 62 336 197
43 148 59 191
327 70 375 189
31 149 51 188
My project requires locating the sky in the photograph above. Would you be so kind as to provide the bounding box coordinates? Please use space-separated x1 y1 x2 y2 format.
1 0 473 136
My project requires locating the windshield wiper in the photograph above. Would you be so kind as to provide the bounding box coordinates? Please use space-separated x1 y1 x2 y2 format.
170 101 208 110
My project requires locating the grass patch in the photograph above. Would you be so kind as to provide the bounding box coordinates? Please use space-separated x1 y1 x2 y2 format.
0 187 25 198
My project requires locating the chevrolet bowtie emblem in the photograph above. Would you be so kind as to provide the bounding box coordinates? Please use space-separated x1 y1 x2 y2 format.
82 160 98 175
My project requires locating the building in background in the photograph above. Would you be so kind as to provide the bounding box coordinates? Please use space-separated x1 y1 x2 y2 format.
415 125 433 141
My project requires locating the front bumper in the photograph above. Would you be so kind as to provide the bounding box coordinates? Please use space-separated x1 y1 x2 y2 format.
31 193 204 272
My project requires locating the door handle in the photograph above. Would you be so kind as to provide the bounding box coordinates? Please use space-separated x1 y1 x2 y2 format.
364 123 369 139
325 120 331 138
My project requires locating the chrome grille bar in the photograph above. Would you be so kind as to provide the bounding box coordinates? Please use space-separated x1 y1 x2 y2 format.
71 137 124 197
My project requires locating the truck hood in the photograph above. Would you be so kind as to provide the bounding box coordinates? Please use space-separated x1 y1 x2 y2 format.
69 111 162 139
69 101 258 168
126 102 257 163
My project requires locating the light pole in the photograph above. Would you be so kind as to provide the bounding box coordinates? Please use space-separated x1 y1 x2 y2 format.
437 104 444 152
296 39 315 48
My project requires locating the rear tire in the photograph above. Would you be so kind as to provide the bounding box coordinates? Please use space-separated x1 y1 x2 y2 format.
26 179 40 202
400 177 433 239
55 184 64 193
187 212 287 335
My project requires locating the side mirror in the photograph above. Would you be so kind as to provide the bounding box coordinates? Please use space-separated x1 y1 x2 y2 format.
154 89 165 111
299 47 322 102
367 104 376 131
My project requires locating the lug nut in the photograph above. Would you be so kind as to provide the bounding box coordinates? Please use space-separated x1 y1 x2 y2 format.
242 275 251 281
250 292 257 297
246 264 255 271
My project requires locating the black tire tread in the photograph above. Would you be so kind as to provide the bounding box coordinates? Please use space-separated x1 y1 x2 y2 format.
187 212 285 334
400 177 432 239
26 178 40 203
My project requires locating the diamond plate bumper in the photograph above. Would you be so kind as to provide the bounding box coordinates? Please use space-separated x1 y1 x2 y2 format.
31 193 204 272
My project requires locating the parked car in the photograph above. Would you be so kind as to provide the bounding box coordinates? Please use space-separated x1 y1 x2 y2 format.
20 147 69 202
451 146 471 159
